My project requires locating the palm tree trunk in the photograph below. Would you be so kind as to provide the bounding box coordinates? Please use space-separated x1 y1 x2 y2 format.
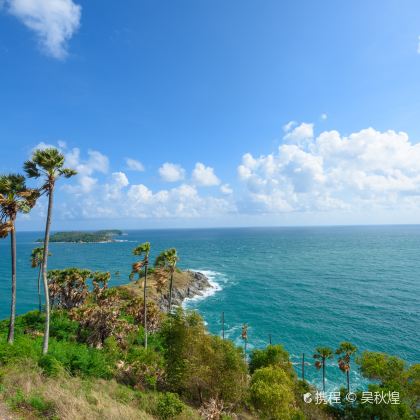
143 262 148 349
37 264 42 312
7 222 16 344
42 184 54 355
322 358 326 392
168 270 174 313
347 369 350 393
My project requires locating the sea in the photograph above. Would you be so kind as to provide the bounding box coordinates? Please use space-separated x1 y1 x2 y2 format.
0 226 419 392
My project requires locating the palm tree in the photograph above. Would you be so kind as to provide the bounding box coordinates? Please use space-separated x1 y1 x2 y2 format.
24 148 76 354
155 248 179 313
313 346 334 392
30 247 51 312
336 341 357 392
129 242 151 349
0 174 39 344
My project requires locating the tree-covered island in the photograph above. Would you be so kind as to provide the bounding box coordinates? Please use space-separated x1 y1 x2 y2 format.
36 230 123 243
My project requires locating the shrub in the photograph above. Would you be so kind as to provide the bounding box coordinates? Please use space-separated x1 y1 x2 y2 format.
250 366 295 420
357 351 406 382
38 354 65 377
249 344 293 375
47 340 113 378
161 309 248 406
156 392 185 419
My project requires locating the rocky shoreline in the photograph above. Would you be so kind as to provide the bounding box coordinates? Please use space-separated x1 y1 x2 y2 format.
158 270 213 310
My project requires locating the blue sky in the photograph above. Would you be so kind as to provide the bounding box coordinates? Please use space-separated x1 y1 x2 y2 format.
2 0 420 229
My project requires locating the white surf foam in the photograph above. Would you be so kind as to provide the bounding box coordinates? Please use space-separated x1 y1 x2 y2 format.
182 270 226 308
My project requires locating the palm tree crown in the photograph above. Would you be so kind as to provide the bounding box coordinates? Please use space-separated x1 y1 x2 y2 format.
155 248 178 271
24 148 77 191
155 248 179 313
0 174 39 236
129 242 151 281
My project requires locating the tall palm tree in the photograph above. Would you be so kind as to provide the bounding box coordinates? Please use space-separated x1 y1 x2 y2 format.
129 242 151 349
30 247 51 312
336 341 357 392
313 346 334 392
24 148 76 354
0 174 39 344
155 248 178 313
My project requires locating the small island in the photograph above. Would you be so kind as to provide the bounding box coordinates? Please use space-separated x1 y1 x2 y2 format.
37 230 123 243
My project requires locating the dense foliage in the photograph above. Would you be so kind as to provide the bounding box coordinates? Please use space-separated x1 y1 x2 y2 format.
38 230 123 243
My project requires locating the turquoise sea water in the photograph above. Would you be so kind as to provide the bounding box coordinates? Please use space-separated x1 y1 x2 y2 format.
0 226 419 391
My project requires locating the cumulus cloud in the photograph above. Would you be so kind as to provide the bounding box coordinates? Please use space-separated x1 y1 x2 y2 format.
238 124 420 213
125 158 144 172
159 162 185 182
63 147 109 194
220 184 233 195
64 179 234 220
4 0 81 59
283 122 314 145
192 162 220 186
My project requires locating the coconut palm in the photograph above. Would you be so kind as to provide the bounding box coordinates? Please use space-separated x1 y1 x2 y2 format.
155 248 179 313
30 247 51 312
313 346 334 392
24 148 76 354
336 341 357 392
0 174 39 343
129 242 151 348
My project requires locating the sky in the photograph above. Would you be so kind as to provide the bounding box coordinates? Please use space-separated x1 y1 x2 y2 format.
2 0 420 230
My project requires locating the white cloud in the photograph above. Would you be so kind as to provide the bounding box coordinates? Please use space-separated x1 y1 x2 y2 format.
220 184 233 194
192 162 220 186
159 162 185 182
65 180 233 220
283 121 296 132
238 123 420 213
63 147 109 194
283 122 314 145
125 158 145 172
4 0 81 59
321 113 328 120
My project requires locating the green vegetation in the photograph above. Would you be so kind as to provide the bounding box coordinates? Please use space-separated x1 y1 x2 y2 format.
0 146 418 419
37 230 123 243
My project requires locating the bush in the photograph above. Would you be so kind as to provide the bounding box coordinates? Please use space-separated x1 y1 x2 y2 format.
161 309 248 405
47 340 113 378
156 392 185 419
249 344 293 375
250 366 296 420
0 335 40 363
38 354 65 377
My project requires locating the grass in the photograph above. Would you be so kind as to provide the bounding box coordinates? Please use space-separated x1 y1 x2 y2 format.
121 269 198 302
0 360 156 419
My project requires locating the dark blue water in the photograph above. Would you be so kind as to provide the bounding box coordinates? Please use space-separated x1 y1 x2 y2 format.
0 226 419 391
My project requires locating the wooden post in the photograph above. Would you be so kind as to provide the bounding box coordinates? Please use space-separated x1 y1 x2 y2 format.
221 312 225 340
302 353 305 381
269 334 272 345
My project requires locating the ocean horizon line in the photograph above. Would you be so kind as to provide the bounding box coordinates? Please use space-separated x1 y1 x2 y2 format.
13 222 420 234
